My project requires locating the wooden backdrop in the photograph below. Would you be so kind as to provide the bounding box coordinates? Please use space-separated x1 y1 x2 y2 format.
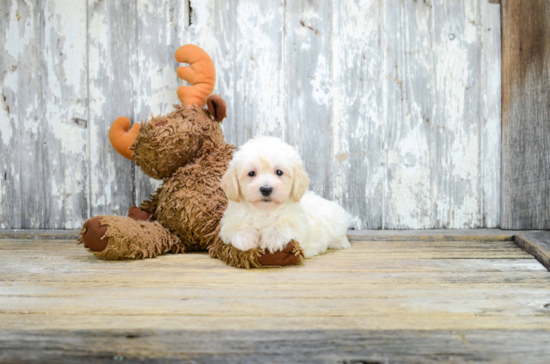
0 0 501 230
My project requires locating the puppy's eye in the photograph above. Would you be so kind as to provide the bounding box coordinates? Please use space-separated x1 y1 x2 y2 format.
276 170 283 176
248 171 256 177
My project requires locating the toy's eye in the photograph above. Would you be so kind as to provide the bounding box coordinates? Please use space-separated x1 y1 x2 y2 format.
248 171 256 177
276 170 283 176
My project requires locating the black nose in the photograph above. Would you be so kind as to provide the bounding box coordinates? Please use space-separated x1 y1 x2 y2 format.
260 186 273 196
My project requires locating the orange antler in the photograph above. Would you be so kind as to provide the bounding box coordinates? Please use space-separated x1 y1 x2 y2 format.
175 44 216 107
109 117 140 160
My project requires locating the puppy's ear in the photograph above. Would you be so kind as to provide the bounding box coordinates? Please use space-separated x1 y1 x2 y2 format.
220 164 240 202
291 164 310 202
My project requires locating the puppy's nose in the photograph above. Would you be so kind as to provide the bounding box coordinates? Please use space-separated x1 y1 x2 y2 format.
260 186 273 196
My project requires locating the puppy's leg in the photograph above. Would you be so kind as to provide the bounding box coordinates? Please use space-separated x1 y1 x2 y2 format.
231 230 260 251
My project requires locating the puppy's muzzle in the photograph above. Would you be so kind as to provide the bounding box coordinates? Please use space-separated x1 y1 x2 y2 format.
260 186 273 197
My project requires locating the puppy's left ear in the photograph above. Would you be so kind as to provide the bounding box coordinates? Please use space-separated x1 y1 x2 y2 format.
220 163 240 202
291 164 310 202
206 94 227 122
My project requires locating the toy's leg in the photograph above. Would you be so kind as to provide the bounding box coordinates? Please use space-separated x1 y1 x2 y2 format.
209 237 304 269
78 215 180 260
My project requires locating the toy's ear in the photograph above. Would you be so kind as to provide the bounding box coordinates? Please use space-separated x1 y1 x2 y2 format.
291 164 309 203
220 163 240 202
206 94 227 122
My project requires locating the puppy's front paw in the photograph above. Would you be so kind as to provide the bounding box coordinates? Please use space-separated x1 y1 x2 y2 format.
231 231 260 251
259 231 291 253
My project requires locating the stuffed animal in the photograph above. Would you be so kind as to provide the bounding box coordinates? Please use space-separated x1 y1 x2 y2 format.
78 45 303 268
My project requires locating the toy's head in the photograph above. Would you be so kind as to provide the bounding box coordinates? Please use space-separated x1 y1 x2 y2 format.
109 45 227 179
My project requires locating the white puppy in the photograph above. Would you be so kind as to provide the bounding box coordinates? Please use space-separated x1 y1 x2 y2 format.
219 136 350 258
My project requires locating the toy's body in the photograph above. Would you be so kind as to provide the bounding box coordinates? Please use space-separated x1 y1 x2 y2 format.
135 105 234 253
79 45 303 268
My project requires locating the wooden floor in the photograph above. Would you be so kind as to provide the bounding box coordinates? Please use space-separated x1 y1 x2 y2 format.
2 231 550 363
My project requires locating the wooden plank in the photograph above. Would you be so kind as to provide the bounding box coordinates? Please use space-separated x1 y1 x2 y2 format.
1 238 550 360
2 329 550 364
0 1 45 229
502 0 550 229
2 231 550 364
0 228 524 241
383 0 434 229
514 231 550 270
4 312 550 332
432 0 483 228
480 0 502 227
230 0 286 145
330 0 384 229
284 0 332 198
1 1 505 230
347 228 516 241
133 0 188 204
0 229 79 240
87 0 137 217
41 0 89 229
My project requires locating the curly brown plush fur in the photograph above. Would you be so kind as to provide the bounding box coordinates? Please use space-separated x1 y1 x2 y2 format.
78 45 303 268
78 215 180 260
134 105 234 253
209 238 304 269
79 103 303 268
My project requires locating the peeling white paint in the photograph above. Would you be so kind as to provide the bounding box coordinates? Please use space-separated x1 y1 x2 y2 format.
1 0 502 229
310 55 331 107
5 2 35 59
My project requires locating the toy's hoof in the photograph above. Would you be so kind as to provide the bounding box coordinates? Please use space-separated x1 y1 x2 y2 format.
258 241 302 266
81 217 108 252
128 206 154 222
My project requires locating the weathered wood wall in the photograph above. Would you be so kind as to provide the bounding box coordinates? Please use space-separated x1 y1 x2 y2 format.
502 0 550 229
0 0 502 230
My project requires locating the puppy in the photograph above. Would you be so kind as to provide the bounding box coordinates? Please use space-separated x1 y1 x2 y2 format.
219 136 350 258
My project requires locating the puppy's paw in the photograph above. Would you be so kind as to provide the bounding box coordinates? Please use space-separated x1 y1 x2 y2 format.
328 236 351 250
231 231 260 251
259 231 291 253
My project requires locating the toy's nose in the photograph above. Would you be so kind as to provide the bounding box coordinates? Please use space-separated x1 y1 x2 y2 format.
260 186 273 197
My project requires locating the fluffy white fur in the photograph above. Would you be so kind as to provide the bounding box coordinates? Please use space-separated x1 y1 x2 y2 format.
219 136 350 258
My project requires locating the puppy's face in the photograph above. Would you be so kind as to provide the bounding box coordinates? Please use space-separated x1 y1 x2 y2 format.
221 138 309 211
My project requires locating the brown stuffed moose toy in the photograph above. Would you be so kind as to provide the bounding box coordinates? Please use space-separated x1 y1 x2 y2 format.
78 45 303 268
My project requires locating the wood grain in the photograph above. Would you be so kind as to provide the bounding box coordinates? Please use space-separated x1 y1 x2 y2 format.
514 231 550 270
2 329 550 364
481 0 502 228
502 0 550 229
232 0 286 145
0 238 548 328
384 0 434 229
1 235 550 362
285 0 333 201
331 0 384 229
87 0 137 217
0 0 503 229
41 1 89 229
0 1 45 229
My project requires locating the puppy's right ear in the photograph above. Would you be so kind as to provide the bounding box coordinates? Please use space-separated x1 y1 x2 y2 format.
220 164 240 202
291 164 310 203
